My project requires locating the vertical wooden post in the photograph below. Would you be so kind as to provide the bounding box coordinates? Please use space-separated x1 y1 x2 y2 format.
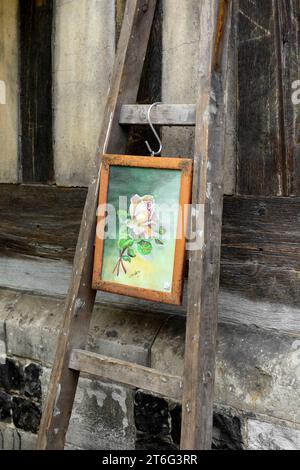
20 0 54 183
37 0 157 450
181 0 232 450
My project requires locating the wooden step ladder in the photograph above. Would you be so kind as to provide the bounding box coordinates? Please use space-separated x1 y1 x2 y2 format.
37 0 231 451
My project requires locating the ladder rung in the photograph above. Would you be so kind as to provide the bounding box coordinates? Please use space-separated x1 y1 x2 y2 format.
69 349 183 402
119 104 196 126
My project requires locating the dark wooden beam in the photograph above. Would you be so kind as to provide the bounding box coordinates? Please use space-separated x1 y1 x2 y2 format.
237 0 283 196
0 184 87 261
20 0 54 184
275 0 300 196
1 184 300 308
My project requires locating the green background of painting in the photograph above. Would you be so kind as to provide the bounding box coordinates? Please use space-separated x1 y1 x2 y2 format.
101 165 181 293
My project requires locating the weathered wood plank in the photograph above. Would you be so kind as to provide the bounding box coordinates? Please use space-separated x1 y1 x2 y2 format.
120 104 196 126
276 0 300 195
0 187 296 264
37 0 157 450
181 0 231 450
237 0 284 195
0 184 87 261
20 0 54 183
222 195 300 270
69 349 183 402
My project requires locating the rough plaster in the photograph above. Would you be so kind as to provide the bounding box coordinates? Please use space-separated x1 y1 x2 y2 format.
162 0 199 159
53 0 115 186
0 0 19 183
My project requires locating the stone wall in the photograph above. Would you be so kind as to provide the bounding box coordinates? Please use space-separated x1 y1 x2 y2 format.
0 288 299 450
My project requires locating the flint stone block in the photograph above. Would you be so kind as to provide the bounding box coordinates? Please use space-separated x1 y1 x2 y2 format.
134 391 244 451
0 390 12 422
135 391 170 437
213 408 244 450
12 397 41 433
0 358 24 393
24 363 42 400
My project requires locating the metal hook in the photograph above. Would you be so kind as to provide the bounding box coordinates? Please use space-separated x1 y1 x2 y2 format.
145 102 163 156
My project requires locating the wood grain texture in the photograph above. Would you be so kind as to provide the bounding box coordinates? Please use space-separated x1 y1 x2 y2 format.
237 0 300 197
120 104 196 126
1 184 300 308
180 0 231 450
276 0 300 195
20 0 54 183
69 349 183 402
37 0 157 450
0 184 87 261
237 0 283 195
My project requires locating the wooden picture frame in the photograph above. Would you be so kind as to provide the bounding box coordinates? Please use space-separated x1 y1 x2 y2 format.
93 154 193 305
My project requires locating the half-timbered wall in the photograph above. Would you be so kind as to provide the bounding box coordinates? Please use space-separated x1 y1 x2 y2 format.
0 0 300 451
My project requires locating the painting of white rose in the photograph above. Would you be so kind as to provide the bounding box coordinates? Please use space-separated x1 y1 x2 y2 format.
93 155 193 305
111 194 168 277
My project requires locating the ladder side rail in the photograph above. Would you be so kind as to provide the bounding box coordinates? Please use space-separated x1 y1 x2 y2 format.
37 0 157 450
181 0 232 450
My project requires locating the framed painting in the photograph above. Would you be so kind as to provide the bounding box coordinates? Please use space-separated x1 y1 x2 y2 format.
92 154 193 305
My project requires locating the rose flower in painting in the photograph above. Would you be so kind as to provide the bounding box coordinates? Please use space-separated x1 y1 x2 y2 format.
113 194 166 276
127 195 158 239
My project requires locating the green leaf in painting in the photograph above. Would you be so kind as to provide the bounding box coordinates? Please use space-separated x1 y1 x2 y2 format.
155 239 164 246
122 256 132 263
119 238 134 250
159 226 166 236
137 240 152 256
127 248 136 258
